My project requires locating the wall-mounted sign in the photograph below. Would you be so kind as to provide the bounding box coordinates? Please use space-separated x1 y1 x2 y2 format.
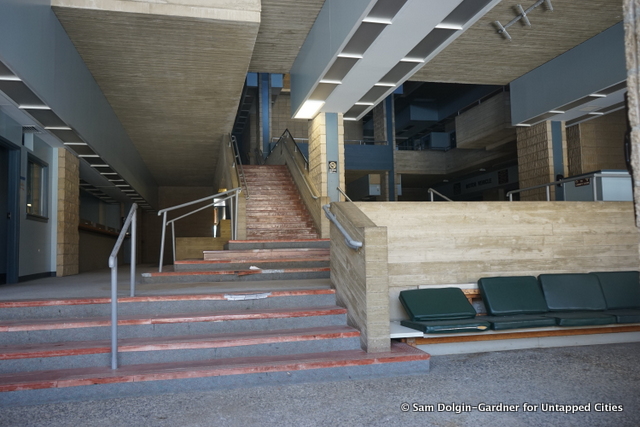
328 161 337 174
575 178 591 187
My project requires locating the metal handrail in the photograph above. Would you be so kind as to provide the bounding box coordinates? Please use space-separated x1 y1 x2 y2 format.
157 188 241 272
337 187 353 202
323 204 363 250
427 188 453 202
230 134 249 199
269 130 319 200
506 172 630 201
108 202 138 370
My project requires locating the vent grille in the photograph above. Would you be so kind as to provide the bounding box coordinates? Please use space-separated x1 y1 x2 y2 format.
22 125 42 134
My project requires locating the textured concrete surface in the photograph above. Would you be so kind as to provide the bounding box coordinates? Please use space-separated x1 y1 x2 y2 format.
1 343 638 426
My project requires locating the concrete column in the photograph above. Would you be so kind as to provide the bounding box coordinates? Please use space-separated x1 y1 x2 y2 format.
516 121 567 201
624 0 640 227
56 148 79 276
566 110 628 176
373 97 397 200
308 113 345 202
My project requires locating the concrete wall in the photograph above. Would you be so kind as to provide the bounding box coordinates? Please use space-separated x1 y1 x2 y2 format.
354 201 640 322
213 134 247 239
329 202 389 352
455 91 515 150
516 122 560 200
271 93 308 141
57 148 80 277
566 110 627 176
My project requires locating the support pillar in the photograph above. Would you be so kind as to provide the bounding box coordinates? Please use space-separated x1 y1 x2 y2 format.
624 0 640 227
56 148 79 276
309 113 345 202
516 121 567 200
373 96 396 200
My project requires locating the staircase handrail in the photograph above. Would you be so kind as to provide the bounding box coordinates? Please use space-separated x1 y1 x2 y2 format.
157 188 242 272
427 188 453 202
108 202 138 369
505 171 630 201
230 134 249 199
323 203 362 250
269 130 319 200
337 186 353 202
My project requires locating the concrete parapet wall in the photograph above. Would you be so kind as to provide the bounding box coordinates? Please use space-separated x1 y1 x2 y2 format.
329 203 390 353
354 201 640 322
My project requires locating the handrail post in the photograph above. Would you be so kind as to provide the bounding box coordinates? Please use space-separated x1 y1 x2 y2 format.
546 186 550 201
593 177 598 200
111 259 118 369
233 190 239 240
130 209 136 297
171 222 176 265
159 211 167 272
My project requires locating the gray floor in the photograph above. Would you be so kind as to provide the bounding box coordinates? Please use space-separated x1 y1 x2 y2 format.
0 266 332 300
1 343 638 427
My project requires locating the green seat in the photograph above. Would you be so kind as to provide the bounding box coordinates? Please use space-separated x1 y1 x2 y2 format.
591 271 640 323
483 315 557 330
539 274 608 311
399 288 476 321
478 276 549 315
401 319 490 334
539 274 615 326
543 311 616 326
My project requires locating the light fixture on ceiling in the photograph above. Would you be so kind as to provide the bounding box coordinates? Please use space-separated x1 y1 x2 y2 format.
90 164 110 168
0 75 20 81
19 105 51 110
294 100 325 119
64 142 87 146
100 172 118 175
44 126 72 131
78 155 99 158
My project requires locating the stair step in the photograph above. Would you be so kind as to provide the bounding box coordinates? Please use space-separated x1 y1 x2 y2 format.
0 342 429 393
226 239 330 250
202 248 328 261
140 267 330 284
174 258 329 272
0 306 346 333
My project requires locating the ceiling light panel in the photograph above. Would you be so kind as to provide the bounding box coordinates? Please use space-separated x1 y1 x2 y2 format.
341 22 388 57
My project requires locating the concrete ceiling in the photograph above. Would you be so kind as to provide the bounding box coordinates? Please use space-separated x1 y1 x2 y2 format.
411 0 623 85
52 1 261 187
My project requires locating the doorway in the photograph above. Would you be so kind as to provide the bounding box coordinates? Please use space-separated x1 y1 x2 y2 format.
0 138 19 284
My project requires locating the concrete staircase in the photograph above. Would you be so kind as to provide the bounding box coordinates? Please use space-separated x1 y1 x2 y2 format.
0 285 430 406
243 165 319 240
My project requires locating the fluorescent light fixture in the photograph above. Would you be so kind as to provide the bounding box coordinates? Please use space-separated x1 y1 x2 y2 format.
115 184 130 187
549 110 565 114
374 82 396 87
121 189 135 192
100 172 118 175
589 93 607 98
64 142 87 146
362 17 393 24
19 105 51 110
294 100 325 119
45 126 72 130
27 203 32 207
400 57 425 63
337 53 364 59
90 164 110 168
0 75 21 81
516 124 532 127
319 79 342 85
355 102 375 106
108 179 124 182
589 112 605 116
78 155 99 158
435 23 464 30
343 117 358 121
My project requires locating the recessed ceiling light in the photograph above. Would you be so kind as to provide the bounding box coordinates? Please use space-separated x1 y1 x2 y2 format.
90 164 110 168
337 53 364 59
589 112 605 116
355 102 374 106
548 110 564 114
362 17 393 24
435 23 463 30
374 82 396 87
115 184 130 187
108 179 124 182
64 142 87 146
294 100 325 119
19 105 51 110
45 126 72 130
343 117 358 121
319 79 342 85
78 155 99 158
589 93 607 98
100 172 118 175
516 124 532 127
0 75 21 81
121 189 135 192
400 57 425 63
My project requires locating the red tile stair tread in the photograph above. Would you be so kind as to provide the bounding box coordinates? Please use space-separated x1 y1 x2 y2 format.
0 325 360 359
176 256 328 265
0 289 334 309
0 343 428 391
148 267 330 277
0 306 346 331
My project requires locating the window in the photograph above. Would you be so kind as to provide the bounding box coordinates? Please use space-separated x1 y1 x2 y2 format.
26 156 48 219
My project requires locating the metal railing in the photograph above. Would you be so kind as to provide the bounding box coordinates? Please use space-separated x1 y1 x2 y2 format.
323 203 363 250
108 203 138 369
230 134 249 199
337 187 353 202
428 188 453 202
506 172 630 201
157 188 242 272
269 130 319 200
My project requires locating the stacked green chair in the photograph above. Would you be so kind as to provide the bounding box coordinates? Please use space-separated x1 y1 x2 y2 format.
591 271 640 323
477 276 557 330
399 288 490 333
538 273 616 326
